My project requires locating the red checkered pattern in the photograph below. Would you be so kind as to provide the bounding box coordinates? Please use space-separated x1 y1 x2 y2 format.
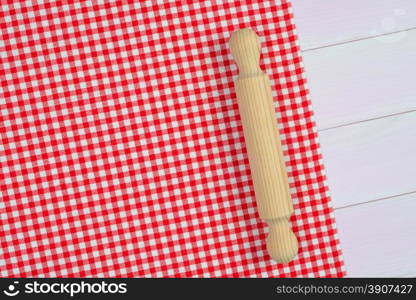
0 0 345 277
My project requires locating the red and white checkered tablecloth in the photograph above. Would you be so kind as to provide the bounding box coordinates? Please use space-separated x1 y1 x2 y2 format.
0 0 345 277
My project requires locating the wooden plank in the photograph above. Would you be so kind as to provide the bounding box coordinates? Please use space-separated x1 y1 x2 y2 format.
319 111 416 208
335 193 416 277
302 29 416 130
291 0 416 50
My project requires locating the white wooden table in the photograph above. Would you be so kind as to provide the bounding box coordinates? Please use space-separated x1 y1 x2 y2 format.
291 0 416 277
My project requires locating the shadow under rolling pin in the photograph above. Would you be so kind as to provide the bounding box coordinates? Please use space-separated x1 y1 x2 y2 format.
229 28 299 263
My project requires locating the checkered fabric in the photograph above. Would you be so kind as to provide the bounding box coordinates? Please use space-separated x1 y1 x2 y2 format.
0 0 345 277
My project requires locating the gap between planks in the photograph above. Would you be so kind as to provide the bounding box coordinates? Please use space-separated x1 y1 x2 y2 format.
302 27 416 53
318 108 416 133
334 190 416 211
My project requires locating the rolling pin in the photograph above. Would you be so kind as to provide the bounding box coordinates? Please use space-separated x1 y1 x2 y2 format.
229 28 298 263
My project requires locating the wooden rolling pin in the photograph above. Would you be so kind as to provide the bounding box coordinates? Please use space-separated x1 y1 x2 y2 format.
229 28 298 263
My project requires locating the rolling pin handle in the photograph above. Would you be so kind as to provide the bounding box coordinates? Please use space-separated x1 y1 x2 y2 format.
266 218 299 264
229 28 262 75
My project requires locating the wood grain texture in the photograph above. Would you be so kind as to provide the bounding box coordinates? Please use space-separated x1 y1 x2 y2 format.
335 193 416 277
292 0 416 50
303 29 416 130
229 28 298 263
320 111 416 208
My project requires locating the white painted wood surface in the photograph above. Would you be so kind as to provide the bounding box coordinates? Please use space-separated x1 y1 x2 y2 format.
292 0 416 50
291 0 416 277
335 193 416 277
303 30 416 130
320 111 416 208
